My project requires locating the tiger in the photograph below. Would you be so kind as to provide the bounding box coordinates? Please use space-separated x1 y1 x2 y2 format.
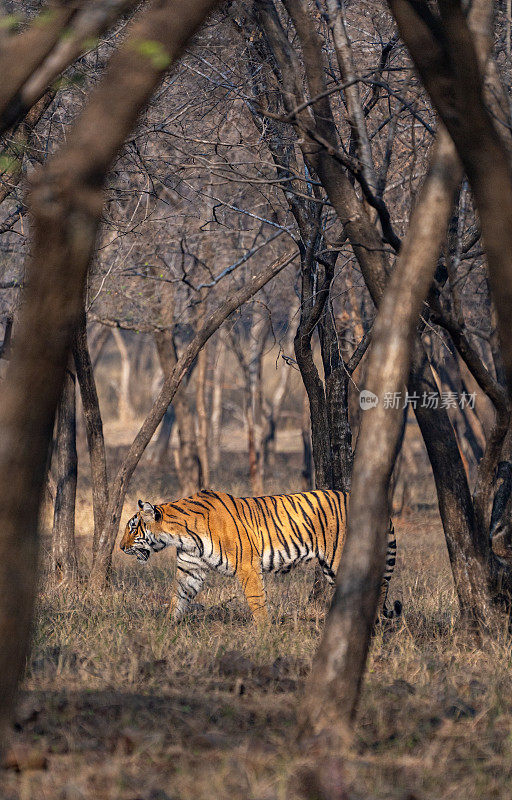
120 488 401 624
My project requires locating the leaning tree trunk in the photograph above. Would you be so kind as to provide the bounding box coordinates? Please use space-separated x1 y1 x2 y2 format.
302 124 493 746
434 339 484 469
0 0 221 747
51 363 79 586
88 251 298 589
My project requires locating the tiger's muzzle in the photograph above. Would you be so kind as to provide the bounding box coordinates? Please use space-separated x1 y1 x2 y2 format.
121 544 151 562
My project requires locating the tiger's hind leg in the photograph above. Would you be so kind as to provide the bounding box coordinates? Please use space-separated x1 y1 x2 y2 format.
238 565 268 625
171 554 207 622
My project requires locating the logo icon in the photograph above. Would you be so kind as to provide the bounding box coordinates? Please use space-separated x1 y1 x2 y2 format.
359 390 379 410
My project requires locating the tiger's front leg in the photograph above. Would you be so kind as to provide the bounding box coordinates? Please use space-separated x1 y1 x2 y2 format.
170 553 207 622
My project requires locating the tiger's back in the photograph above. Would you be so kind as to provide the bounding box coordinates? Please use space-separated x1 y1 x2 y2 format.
120 488 399 623
226 489 347 579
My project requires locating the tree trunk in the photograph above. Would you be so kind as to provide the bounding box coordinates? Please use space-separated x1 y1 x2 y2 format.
411 343 494 616
0 0 222 750
302 125 492 744
301 391 314 490
210 337 226 471
388 0 512 393
195 343 210 486
154 404 176 466
294 245 333 491
112 328 134 423
0 317 12 361
0 0 142 137
230 312 269 494
155 330 201 497
318 300 352 492
433 339 484 471
263 309 296 469
247 315 268 495
51 363 79 586
72 312 109 562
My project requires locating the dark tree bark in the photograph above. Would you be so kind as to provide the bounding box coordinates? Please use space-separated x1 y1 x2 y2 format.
293 240 333 492
0 316 12 360
411 343 496 612
0 2 75 131
52 362 79 586
301 391 314 490
388 0 512 393
435 353 484 469
318 300 352 493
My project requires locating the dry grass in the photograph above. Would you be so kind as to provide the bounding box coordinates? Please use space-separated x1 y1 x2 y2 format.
2 468 512 798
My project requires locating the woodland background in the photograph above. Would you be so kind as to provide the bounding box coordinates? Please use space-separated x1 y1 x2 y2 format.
2 0 512 798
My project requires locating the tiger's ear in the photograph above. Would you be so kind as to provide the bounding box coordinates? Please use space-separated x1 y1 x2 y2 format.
138 500 162 523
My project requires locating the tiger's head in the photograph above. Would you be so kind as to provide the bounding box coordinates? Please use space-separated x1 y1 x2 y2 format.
120 500 166 563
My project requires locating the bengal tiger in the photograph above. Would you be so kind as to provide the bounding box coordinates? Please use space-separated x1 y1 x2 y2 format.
119 488 401 624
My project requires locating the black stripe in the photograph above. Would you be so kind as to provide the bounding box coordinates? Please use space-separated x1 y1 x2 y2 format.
228 495 252 563
254 497 274 571
305 493 327 554
275 497 303 557
266 496 292 558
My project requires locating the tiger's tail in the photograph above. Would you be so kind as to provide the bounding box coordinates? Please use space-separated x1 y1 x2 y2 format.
380 522 402 619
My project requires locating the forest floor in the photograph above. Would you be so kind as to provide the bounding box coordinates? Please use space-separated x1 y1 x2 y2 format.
2 436 512 800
